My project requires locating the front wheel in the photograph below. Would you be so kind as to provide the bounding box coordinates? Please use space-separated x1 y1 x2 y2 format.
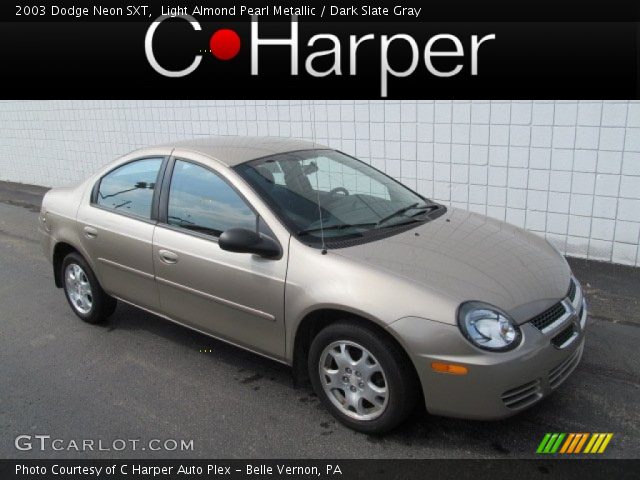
61 252 116 324
308 321 418 434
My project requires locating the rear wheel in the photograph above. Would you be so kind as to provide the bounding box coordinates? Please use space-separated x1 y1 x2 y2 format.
308 320 418 434
62 252 116 323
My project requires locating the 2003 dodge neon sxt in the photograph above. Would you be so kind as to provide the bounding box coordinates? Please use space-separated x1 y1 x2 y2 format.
39 136 587 433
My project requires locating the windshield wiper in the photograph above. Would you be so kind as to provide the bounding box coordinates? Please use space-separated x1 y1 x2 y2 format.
297 222 377 237
376 203 438 227
296 204 441 237
408 204 441 217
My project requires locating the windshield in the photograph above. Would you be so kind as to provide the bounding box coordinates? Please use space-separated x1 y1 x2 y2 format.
234 149 442 245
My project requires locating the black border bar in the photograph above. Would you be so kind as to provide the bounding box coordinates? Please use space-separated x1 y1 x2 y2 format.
3 459 639 480
3 1 640 22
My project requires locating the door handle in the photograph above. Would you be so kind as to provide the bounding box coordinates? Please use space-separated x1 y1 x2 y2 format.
158 249 179 264
83 226 98 238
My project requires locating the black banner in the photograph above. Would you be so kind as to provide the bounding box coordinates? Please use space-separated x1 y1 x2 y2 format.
0 0 638 99
2 459 639 480
2 1 640 22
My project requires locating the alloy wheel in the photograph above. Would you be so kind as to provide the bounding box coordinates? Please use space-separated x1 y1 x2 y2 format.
318 340 389 421
64 263 93 315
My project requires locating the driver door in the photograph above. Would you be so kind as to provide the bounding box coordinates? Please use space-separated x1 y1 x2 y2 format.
152 157 288 360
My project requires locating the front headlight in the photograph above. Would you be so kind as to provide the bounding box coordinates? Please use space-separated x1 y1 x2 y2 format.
458 301 522 351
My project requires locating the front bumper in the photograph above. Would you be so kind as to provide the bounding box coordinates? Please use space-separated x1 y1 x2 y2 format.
389 291 587 420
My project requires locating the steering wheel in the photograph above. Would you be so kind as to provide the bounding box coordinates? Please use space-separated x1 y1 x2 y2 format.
329 187 349 196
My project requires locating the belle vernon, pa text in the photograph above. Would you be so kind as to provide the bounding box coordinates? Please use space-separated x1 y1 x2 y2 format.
15 463 343 477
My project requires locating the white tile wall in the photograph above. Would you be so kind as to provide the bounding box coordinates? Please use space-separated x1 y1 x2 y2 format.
0 100 639 266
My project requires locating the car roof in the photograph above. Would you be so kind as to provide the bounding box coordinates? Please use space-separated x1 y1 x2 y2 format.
163 136 328 167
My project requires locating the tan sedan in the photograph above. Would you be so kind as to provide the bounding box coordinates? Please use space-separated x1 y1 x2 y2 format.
39 136 586 433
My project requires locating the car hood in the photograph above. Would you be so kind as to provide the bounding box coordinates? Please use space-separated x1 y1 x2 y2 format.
333 208 571 324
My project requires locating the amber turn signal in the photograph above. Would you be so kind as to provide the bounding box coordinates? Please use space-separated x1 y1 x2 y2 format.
431 362 468 375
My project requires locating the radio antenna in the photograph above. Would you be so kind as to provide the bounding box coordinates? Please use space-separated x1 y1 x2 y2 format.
307 100 327 254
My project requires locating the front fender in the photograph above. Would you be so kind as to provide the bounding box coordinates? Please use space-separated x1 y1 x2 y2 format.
283 238 459 361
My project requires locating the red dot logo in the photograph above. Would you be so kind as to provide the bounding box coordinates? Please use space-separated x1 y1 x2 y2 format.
209 29 241 61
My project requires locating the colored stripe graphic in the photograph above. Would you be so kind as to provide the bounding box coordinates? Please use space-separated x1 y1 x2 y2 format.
550 433 565 453
559 433 575 453
544 433 559 453
574 433 589 453
537 433 566 453
597 434 613 453
537 433 613 454
584 433 614 453
536 433 552 453
584 433 600 453
567 433 582 453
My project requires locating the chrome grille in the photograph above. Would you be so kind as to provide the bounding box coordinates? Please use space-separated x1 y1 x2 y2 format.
501 379 542 409
528 276 583 337
530 302 566 331
551 324 576 348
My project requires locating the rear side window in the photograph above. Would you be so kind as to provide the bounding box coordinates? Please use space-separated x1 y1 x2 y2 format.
167 160 256 237
96 158 163 219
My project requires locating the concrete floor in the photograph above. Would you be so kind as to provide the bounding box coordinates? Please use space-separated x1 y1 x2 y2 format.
0 181 638 459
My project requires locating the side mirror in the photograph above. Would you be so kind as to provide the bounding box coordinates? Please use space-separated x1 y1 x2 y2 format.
219 228 281 259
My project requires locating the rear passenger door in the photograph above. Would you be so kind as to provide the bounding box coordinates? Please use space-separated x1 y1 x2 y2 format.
152 157 288 360
77 156 167 311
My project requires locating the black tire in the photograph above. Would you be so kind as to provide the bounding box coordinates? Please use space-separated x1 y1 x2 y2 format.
61 252 116 324
308 320 418 434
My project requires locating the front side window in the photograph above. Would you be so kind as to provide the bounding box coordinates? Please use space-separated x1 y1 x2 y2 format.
96 158 163 219
235 149 443 244
167 160 256 237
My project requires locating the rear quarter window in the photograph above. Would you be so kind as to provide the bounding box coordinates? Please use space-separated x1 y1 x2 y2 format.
96 158 163 219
